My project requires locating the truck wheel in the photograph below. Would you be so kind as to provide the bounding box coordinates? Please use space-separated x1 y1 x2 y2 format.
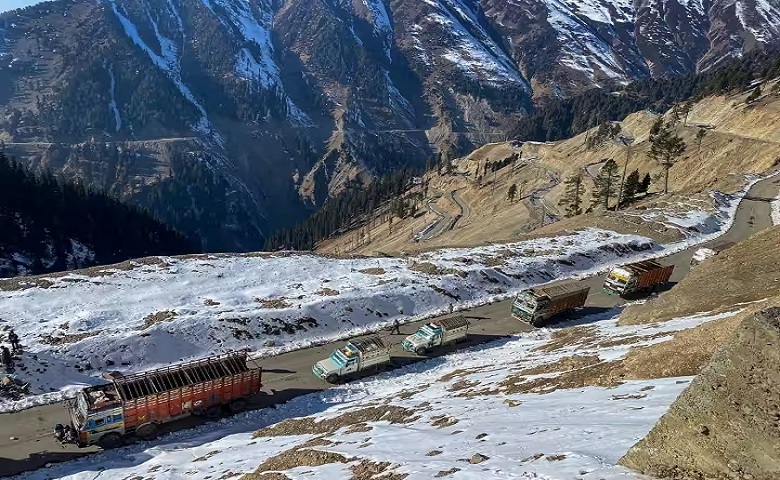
325 374 339 384
415 347 427 356
229 398 247 413
205 405 222 419
136 423 158 441
98 432 123 449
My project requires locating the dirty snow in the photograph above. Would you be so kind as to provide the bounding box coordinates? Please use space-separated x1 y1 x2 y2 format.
0 228 656 412
772 191 780 226
12 307 740 480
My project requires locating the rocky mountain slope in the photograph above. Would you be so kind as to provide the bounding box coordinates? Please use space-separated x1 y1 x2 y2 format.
1 0 780 250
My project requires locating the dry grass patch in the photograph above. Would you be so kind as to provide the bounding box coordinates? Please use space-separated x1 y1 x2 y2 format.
516 355 601 376
349 460 407 480
255 298 293 309
315 287 340 297
435 468 461 477
358 267 386 275
253 406 419 438
501 360 626 395
437 368 482 383
620 311 749 379
430 415 459 428
503 399 522 407
448 378 480 392
426 450 443 457
39 330 101 345
141 310 177 329
533 326 599 353
242 438 346 479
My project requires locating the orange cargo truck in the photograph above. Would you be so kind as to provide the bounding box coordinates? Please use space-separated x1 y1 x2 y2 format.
61 351 262 448
603 259 674 297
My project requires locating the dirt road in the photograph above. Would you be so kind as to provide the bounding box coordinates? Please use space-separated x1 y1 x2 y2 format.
0 176 777 477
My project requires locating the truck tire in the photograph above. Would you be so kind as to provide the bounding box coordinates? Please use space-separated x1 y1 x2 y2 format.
205 405 222 419
98 432 123 449
415 346 427 356
229 398 247 413
325 374 340 384
136 423 158 441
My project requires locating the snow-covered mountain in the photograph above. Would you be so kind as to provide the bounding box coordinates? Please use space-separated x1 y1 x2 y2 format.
0 0 779 249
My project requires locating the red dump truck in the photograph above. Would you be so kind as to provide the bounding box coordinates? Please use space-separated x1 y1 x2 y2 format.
59 351 263 449
511 283 590 327
603 260 674 297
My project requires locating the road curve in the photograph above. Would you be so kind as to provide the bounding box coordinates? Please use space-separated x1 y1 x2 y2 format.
0 176 778 477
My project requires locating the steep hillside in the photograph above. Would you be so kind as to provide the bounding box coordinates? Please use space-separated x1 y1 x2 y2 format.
0 151 194 277
317 83 780 255
2 0 780 250
620 307 780 480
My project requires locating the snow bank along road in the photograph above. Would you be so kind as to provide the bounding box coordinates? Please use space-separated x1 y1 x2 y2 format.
0 177 778 477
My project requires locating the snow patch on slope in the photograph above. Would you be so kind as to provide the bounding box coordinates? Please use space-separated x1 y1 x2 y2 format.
106 0 220 142
208 0 310 124
545 0 628 82
362 0 393 60
0 229 655 412
735 0 780 43
425 0 528 88
105 62 121 132
15 308 739 480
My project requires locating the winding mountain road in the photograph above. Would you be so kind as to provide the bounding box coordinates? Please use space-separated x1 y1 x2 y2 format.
0 176 778 477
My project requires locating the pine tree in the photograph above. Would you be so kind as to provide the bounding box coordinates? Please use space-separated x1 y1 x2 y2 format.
507 183 518 202
562 173 584 217
695 128 707 158
592 159 620 210
649 118 686 194
639 172 651 193
746 85 761 103
621 169 641 207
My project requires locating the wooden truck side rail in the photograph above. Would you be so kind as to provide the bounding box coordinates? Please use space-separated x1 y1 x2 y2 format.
546 287 589 316
116 352 262 430
636 264 674 289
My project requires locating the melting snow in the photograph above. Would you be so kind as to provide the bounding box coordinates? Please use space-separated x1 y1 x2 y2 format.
12 306 741 480
0 229 656 412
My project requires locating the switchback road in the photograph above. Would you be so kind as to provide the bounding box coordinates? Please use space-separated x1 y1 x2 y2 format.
0 176 777 477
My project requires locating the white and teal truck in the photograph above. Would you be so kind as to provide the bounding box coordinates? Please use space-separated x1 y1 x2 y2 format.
312 337 391 384
401 316 470 355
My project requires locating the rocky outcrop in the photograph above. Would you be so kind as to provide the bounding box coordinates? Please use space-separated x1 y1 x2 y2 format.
619 307 780 480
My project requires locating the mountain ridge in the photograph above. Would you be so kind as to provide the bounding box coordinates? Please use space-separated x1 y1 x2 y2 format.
1 0 780 249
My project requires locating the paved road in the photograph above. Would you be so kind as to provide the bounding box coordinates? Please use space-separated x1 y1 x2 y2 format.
450 189 470 229
0 176 777 477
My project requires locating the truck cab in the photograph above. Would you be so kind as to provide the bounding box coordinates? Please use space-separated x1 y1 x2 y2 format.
402 324 443 355
511 291 545 323
313 344 361 381
66 384 126 448
603 267 634 295
313 337 390 384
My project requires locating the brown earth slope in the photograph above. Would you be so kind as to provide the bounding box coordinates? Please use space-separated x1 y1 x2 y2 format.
619 307 780 480
619 225 780 326
318 85 780 256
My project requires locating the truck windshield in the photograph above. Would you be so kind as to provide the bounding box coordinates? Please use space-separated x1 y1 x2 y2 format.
513 295 536 313
73 393 88 428
330 349 353 368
